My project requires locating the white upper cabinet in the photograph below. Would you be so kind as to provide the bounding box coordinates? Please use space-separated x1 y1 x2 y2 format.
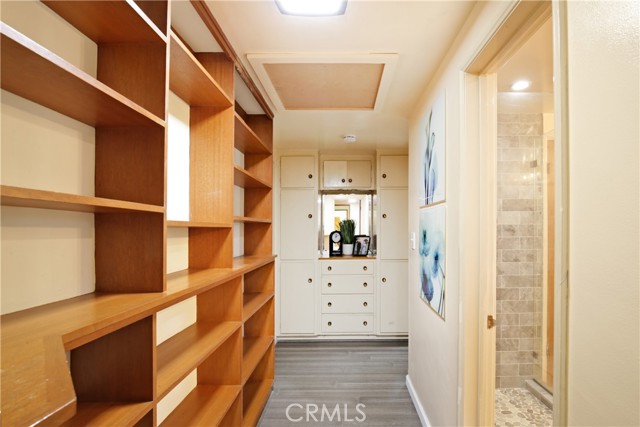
281 156 316 188
322 160 372 189
379 155 408 188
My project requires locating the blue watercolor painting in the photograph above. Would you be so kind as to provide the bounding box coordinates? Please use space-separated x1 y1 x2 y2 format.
419 204 446 318
422 92 445 205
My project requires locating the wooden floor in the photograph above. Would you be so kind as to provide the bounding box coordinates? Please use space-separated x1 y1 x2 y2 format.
258 340 421 427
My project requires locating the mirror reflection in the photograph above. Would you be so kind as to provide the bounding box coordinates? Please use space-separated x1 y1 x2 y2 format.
321 193 374 256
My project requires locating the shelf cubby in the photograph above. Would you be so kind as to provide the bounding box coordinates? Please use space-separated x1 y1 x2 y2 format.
59 402 153 427
242 336 275 385
167 220 232 228
160 385 241 427
242 345 275 427
234 112 271 155
234 166 272 189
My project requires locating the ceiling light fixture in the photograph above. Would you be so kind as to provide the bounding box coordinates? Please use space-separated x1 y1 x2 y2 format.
511 80 531 91
276 0 347 17
343 134 357 143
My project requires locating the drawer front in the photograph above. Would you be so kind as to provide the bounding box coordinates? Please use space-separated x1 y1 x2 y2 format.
320 260 374 275
321 295 373 314
321 276 373 294
321 314 374 334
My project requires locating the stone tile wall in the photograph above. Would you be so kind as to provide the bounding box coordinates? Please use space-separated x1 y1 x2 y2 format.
496 113 544 388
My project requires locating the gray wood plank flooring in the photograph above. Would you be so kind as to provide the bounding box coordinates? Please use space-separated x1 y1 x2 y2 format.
258 341 422 427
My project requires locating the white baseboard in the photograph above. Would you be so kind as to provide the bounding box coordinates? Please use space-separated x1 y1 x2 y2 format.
406 374 431 427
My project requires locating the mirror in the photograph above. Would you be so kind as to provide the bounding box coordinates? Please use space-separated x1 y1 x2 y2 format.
320 193 374 256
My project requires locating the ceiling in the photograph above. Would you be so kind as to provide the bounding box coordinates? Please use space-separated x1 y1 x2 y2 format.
174 1 476 151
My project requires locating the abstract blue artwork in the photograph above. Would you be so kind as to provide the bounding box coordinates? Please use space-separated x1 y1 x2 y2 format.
419 204 446 318
421 92 445 206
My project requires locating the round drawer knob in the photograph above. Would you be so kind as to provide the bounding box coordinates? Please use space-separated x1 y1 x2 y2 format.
382 173 387 179
328 321 332 326
363 302 368 307
363 321 368 326
328 266 332 271
382 277 387 283
341 179 346 183
328 302 332 307
308 278 312 283
382 213 387 219
328 282 332 287
308 174 313 179
348 178 353 183
308 214 313 218
363 282 368 287
363 266 367 271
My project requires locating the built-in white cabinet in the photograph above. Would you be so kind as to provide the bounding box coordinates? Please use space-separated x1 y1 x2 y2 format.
280 262 316 334
379 188 408 260
280 189 317 260
379 261 408 334
379 155 408 188
322 160 372 189
281 156 316 188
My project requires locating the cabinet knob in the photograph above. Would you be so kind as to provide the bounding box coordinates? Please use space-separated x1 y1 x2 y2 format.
308 214 313 218
328 302 332 307
363 266 367 271
328 266 332 271
328 321 333 326
382 213 387 219
382 277 387 283
308 278 312 283
308 174 313 179
348 178 353 183
363 302 368 307
341 179 346 183
328 282 332 287
363 321 368 326
363 282 368 287
382 173 387 179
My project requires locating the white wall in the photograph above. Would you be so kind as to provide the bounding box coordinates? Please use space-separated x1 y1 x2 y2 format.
406 2 514 425
566 1 640 425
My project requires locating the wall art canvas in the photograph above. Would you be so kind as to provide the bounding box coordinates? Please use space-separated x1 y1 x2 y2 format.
421 91 446 206
419 204 446 318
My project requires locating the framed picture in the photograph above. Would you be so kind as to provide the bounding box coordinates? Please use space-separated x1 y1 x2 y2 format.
421 91 446 206
353 235 371 257
419 204 446 319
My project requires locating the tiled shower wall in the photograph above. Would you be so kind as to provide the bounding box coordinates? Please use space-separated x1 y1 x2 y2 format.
496 113 544 388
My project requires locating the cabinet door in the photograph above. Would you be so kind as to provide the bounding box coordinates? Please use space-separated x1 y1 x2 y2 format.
379 188 408 259
379 156 407 188
280 262 315 334
322 160 347 188
281 156 316 188
347 160 372 188
280 189 316 260
379 261 408 334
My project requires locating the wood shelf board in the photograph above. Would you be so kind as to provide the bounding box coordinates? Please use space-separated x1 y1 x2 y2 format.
0 23 164 129
242 379 274 427
59 401 153 427
169 34 233 108
42 0 166 44
234 216 271 224
242 337 274 385
234 113 271 154
0 186 164 214
160 385 240 427
156 322 241 399
167 220 232 228
234 166 272 189
243 293 274 323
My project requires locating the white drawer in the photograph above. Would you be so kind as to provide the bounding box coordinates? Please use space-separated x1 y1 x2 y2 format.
321 276 373 294
320 260 374 275
321 294 373 314
321 314 374 334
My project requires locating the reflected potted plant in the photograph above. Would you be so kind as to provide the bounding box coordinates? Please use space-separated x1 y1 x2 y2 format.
339 219 356 256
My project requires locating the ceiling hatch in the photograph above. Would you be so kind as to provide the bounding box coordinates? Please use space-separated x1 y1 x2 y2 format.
247 53 398 113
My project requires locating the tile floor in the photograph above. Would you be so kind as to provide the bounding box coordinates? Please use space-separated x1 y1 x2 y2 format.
495 388 552 427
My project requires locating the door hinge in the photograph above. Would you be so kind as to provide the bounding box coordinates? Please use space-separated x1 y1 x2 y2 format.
487 315 496 329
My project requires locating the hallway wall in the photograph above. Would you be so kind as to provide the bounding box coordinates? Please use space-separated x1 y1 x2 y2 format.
565 1 640 425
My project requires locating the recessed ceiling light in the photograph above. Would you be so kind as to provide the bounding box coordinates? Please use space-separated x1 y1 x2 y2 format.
511 80 531 91
276 0 347 17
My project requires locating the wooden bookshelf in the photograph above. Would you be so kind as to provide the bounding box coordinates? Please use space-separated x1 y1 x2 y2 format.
243 293 275 322
0 24 164 129
242 337 275 384
235 113 271 154
243 378 275 427
160 385 241 427
234 166 272 189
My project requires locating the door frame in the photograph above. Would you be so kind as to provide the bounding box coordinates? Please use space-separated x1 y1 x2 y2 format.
462 1 569 425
